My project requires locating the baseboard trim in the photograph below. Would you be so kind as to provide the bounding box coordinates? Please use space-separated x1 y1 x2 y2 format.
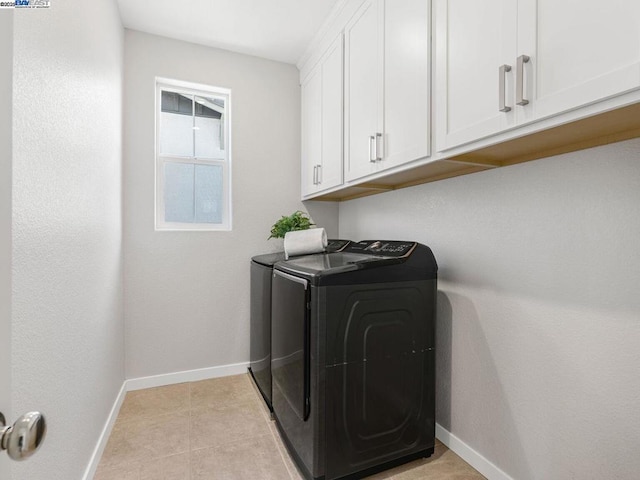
83 361 250 479
125 361 250 391
436 423 514 480
82 381 127 480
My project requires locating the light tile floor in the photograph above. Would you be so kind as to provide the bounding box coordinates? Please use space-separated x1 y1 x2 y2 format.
95 374 485 480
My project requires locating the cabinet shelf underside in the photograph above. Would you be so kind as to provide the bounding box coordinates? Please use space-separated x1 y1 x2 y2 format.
309 102 640 202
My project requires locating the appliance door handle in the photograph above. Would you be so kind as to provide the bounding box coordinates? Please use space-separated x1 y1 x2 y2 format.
499 64 512 112
516 54 530 106
303 286 311 421
273 269 308 288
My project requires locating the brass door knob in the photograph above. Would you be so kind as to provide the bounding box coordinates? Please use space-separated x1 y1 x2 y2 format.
0 411 47 461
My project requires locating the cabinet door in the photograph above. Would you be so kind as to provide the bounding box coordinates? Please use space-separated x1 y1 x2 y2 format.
301 67 322 196
319 34 344 191
345 0 383 182
435 0 517 151
382 0 431 170
518 0 640 123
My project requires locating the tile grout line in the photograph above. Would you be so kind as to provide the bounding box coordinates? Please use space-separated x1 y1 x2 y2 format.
245 374 297 479
246 373 275 424
267 424 298 480
188 431 273 455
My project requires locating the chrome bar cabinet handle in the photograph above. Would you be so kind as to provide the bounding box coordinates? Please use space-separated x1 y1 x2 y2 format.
499 64 512 112
516 54 530 106
375 133 383 161
369 135 376 163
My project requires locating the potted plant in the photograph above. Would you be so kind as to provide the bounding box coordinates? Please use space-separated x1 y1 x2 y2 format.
268 210 314 239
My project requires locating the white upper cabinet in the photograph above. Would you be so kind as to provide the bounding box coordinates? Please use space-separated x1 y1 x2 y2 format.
300 0 640 201
436 0 640 152
302 66 322 196
345 0 431 182
320 36 344 191
435 0 517 150
301 34 344 196
344 0 383 181
517 0 640 123
383 0 431 170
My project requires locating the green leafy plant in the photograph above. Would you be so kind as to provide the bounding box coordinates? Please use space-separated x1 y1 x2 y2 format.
268 210 314 239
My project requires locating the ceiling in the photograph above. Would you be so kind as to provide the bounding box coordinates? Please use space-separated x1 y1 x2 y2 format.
116 0 340 65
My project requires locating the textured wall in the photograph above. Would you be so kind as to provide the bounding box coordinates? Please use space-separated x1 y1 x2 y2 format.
0 11 13 480
338 139 640 480
11 2 124 479
123 30 338 379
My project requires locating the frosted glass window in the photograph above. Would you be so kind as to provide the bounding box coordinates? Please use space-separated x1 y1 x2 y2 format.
195 96 225 159
163 163 224 224
160 112 194 157
160 92 195 157
156 80 231 230
164 162 195 223
195 165 223 224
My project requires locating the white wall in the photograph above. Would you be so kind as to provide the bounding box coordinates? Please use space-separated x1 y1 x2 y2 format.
0 10 13 480
123 30 338 379
11 2 124 479
338 139 640 480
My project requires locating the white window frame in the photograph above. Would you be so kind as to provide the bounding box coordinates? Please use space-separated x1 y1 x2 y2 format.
155 77 232 231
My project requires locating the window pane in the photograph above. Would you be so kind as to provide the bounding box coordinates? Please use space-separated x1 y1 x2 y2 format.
194 164 223 224
156 81 231 230
160 92 194 157
161 91 193 115
164 162 194 223
195 96 225 159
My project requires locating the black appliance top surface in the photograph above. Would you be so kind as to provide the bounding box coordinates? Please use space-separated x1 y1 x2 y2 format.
274 240 437 285
251 251 287 267
252 239 352 267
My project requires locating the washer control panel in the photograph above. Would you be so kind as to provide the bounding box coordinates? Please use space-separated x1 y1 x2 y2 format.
326 239 351 252
345 240 416 257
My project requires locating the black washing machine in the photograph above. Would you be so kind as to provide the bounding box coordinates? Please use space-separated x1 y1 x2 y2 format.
271 240 437 480
249 239 351 411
